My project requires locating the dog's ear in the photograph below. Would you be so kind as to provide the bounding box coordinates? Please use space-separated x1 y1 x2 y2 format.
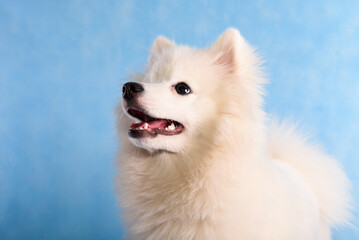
149 36 175 64
211 28 244 74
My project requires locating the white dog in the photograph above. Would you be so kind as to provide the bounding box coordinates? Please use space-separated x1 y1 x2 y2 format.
116 28 352 240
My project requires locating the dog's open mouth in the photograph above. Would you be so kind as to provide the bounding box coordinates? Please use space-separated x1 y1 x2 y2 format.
127 108 184 138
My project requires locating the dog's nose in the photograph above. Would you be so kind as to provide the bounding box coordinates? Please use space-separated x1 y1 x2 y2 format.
122 82 144 101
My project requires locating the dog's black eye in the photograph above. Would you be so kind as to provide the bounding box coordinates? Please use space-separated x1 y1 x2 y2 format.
175 82 191 95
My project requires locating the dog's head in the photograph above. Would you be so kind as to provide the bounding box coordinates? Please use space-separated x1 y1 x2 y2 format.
121 29 264 153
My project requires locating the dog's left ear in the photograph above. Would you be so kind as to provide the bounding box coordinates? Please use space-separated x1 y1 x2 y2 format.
211 28 244 74
148 36 175 64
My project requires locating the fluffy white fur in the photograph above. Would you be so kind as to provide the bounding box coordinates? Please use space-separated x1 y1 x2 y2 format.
116 28 352 240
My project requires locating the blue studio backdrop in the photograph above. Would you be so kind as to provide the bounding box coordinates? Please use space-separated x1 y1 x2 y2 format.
0 0 358 239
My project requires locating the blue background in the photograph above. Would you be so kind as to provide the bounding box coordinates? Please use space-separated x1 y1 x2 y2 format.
1 0 358 239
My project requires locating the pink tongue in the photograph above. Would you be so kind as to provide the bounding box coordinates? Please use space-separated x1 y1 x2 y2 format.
148 119 169 129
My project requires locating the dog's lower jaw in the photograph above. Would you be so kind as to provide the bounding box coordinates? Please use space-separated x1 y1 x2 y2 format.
128 137 155 153
128 137 181 154
128 130 190 153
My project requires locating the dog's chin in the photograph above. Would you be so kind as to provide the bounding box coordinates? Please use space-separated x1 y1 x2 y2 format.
128 133 186 153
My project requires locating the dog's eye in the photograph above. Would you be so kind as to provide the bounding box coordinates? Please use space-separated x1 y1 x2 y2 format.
175 82 191 95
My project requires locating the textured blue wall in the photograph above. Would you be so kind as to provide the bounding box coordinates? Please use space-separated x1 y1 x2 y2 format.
0 0 358 239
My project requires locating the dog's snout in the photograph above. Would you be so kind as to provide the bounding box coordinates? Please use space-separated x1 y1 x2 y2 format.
122 82 144 101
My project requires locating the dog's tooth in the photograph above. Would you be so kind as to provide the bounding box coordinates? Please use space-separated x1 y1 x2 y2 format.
165 127 168 131
168 123 175 130
144 123 149 129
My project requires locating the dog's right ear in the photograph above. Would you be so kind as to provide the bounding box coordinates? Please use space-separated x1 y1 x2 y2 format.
148 36 175 64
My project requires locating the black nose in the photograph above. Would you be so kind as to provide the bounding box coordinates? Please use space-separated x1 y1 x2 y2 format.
122 82 144 101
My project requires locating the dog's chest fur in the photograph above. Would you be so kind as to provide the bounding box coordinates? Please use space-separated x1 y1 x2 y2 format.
120 151 242 240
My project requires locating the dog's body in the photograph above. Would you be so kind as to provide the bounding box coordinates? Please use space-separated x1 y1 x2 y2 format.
116 29 351 240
